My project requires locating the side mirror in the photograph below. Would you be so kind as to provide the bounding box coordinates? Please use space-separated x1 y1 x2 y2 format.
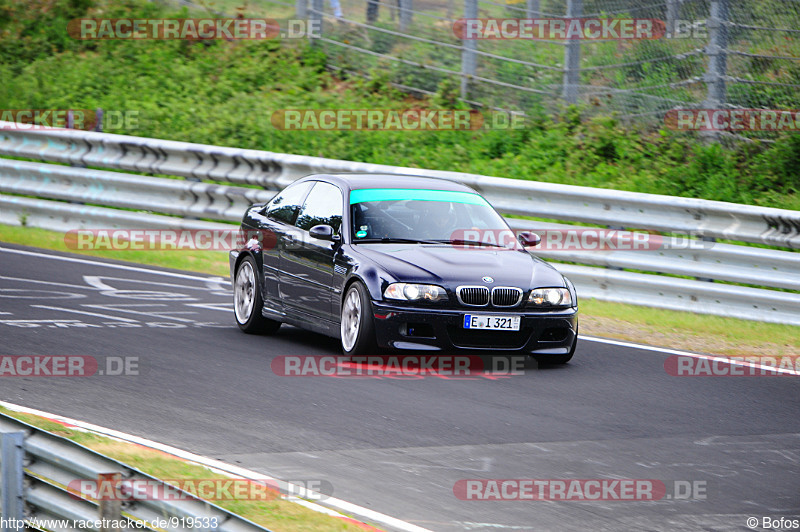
309 224 340 242
518 231 541 248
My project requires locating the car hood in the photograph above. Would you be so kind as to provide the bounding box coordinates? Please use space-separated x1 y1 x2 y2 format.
352 244 566 289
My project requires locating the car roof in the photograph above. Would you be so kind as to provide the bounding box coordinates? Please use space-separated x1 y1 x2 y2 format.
295 173 478 194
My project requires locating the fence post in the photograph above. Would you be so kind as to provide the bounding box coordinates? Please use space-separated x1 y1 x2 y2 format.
461 0 478 100
367 0 379 23
666 0 678 38
562 0 582 105
1 431 26 530
526 0 540 18
703 0 729 109
309 0 323 43
296 0 307 20
399 0 413 30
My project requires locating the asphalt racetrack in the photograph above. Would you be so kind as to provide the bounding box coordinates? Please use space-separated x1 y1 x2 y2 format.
1 243 798 531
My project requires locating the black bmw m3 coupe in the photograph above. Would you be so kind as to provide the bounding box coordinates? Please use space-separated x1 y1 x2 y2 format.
230 174 578 363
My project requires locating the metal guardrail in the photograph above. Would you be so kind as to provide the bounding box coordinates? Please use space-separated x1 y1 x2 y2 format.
1 121 799 325
2 122 799 247
508 219 800 291
557 264 800 325
0 195 235 233
0 159 274 223
0 413 273 532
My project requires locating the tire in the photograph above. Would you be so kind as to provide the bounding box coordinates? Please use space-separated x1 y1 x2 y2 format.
233 255 281 334
340 282 378 360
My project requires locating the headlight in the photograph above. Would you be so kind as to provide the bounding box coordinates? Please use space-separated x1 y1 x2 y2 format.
528 287 572 307
384 283 447 302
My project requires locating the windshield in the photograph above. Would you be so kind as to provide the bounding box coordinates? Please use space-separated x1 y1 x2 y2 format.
350 188 516 246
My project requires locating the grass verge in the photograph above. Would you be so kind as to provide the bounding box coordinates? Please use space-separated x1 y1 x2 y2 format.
0 223 230 277
1 222 797 358
0 406 371 532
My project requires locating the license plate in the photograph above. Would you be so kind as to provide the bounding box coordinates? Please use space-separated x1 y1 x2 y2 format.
463 315 521 331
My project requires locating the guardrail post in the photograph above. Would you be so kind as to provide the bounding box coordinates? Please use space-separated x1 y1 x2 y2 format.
1 431 26 529
460 0 478 100
98 473 123 532
562 0 582 105
606 226 624 271
696 236 717 282
94 108 104 133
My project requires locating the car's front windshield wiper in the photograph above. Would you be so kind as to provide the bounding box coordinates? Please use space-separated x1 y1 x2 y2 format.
434 239 508 248
355 237 443 245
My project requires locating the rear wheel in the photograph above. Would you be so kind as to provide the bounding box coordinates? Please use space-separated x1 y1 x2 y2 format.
234 256 281 334
340 282 378 360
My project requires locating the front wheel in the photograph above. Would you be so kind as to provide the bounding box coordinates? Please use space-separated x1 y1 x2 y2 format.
340 282 378 360
234 256 281 334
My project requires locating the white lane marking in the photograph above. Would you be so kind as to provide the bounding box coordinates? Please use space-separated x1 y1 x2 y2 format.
579 335 799 376
288 498 343 517
82 276 197 301
83 275 223 292
0 319 80 323
0 401 433 532
0 246 228 283
0 276 98 290
0 289 85 300
185 302 231 312
0 311 12 315
83 304 198 323
30 305 139 323
459 524 533 530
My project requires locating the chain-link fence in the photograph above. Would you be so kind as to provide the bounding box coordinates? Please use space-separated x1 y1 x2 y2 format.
186 0 800 132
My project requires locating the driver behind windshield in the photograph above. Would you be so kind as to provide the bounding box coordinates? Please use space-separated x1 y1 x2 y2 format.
418 201 456 240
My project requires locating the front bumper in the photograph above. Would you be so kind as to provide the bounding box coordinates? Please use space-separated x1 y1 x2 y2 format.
371 301 578 355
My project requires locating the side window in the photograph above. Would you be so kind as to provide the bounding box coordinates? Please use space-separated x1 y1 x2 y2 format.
295 182 344 234
266 182 313 225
